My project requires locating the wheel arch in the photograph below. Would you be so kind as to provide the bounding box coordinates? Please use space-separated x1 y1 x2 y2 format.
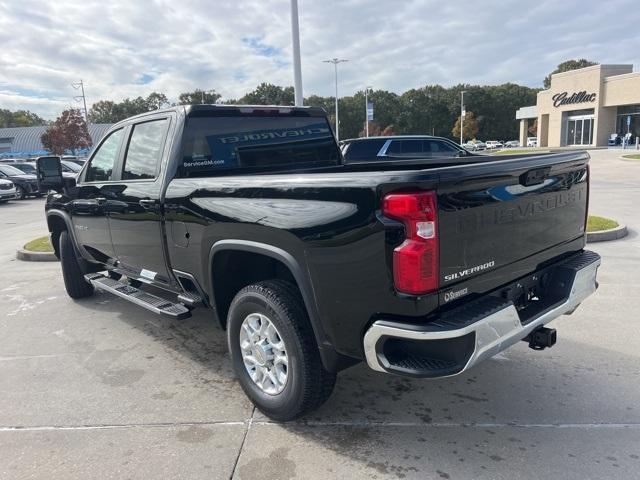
46 210 72 259
208 240 338 371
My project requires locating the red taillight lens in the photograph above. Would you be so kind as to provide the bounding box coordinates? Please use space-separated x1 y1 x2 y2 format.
383 191 439 295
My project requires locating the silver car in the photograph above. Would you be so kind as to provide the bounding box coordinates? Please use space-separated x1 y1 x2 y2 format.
0 178 16 203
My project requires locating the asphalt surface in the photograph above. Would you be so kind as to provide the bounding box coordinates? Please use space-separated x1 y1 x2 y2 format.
1 149 639 479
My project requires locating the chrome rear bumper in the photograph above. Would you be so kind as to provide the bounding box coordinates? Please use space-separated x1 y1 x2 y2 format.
363 250 600 377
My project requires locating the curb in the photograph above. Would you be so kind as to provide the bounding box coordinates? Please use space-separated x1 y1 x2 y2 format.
586 224 628 243
16 249 58 262
620 155 640 162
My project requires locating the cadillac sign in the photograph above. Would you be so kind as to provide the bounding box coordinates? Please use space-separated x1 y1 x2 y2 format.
552 91 596 108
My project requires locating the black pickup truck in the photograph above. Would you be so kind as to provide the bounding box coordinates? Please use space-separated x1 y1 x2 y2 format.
37 105 600 421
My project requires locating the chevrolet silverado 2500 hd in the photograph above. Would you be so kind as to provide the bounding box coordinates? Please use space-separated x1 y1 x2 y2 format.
37 105 600 421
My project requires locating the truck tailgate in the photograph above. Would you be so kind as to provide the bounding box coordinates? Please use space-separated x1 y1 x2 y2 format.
436 152 589 302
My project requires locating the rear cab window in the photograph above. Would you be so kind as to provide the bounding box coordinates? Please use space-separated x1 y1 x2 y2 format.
122 119 169 180
179 110 340 177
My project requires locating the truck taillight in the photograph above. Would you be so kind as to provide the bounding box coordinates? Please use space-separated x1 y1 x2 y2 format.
382 191 439 295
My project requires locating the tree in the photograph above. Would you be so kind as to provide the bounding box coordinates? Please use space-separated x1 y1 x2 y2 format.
0 109 47 128
452 111 479 142
381 125 396 136
544 59 598 88
238 83 294 105
177 89 221 105
88 92 169 123
41 109 92 155
147 92 170 109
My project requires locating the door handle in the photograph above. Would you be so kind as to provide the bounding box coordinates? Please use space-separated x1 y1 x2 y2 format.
139 199 159 209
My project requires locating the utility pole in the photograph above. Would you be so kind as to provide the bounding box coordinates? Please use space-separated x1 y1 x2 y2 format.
290 0 303 106
460 90 466 145
365 86 372 137
323 58 348 141
72 80 88 122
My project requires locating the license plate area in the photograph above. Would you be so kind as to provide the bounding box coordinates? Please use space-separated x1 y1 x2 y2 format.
493 258 578 326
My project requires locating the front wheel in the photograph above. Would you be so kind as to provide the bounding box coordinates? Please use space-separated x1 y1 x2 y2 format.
59 230 94 299
227 280 336 421
15 186 26 200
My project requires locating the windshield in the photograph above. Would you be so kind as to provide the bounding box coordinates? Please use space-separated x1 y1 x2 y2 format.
180 114 341 177
0 165 26 176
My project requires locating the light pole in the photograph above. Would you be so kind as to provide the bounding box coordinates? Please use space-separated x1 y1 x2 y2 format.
364 86 372 137
290 0 303 106
323 58 348 141
460 90 466 145
72 80 88 122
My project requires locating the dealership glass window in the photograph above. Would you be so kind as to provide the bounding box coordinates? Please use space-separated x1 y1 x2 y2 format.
616 105 640 139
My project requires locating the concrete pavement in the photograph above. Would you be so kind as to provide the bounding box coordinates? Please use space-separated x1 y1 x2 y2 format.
1 149 639 479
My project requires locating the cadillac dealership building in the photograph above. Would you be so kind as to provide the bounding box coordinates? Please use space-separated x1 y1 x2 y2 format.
516 64 640 147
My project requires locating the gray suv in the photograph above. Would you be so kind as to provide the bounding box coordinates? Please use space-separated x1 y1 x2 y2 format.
341 135 471 163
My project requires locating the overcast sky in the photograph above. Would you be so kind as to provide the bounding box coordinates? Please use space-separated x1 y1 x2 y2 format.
1 0 638 119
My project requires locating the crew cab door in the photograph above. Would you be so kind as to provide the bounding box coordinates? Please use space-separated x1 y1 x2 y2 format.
70 127 125 263
107 116 175 286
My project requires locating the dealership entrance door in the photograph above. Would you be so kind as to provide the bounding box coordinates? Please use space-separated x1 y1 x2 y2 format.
566 111 594 146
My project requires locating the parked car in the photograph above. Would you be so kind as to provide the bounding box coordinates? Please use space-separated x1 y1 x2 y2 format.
341 135 472 163
0 178 16 203
463 140 486 151
2 161 37 175
504 140 520 148
0 164 40 199
527 137 538 147
40 105 599 421
61 155 87 166
485 141 504 149
61 160 82 178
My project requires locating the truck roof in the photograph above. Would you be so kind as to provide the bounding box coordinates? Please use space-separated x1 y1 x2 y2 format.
109 104 328 129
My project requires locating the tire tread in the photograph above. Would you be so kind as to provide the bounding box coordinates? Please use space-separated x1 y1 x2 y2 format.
228 279 336 421
59 231 94 299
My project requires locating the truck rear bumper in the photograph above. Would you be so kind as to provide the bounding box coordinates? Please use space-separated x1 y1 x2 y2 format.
363 250 600 378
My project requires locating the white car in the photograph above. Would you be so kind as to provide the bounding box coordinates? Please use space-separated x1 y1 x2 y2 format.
527 137 538 147
0 178 16 203
485 141 504 149
504 140 520 148
463 141 486 151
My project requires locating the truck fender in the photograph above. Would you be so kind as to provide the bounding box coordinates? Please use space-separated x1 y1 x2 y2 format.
208 239 338 371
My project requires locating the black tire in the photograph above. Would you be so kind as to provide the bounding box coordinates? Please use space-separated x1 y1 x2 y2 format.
227 280 336 421
16 186 26 200
59 230 94 299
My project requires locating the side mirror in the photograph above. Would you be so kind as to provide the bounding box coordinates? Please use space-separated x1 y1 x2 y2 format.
36 156 64 193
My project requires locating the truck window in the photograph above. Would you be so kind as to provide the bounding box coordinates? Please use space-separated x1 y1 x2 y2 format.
343 139 386 160
387 140 423 155
179 115 340 176
85 128 124 182
425 139 460 157
122 119 169 180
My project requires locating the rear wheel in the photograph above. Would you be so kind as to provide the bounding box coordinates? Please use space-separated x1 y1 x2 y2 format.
59 230 94 299
227 280 336 421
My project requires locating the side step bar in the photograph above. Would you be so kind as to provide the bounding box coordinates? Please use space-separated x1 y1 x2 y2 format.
85 273 191 319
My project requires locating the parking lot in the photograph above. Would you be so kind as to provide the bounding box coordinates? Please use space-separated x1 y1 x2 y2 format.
0 149 639 479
